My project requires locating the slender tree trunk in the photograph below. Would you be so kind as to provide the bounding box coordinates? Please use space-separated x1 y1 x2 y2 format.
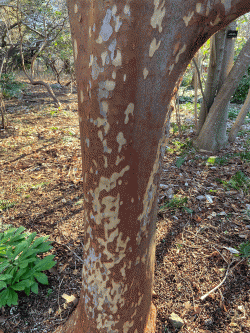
197 30 227 133
194 36 250 152
54 1 250 332
228 86 250 142
193 51 200 130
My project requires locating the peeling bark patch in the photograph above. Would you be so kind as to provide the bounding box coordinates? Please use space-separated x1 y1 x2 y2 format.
169 63 174 74
104 80 116 91
80 90 84 103
100 101 109 117
196 3 202 13
74 3 78 13
151 0 166 33
124 103 134 124
137 134 167 244
210 15 221 26
112 4 117 15
92 117 110 135
123 4 131 16
123 74 126 82
91 56 104 81
104 156 108 168
149 38 161 57
98 130 104 142
123 320 134 333
114 15 122 32
74 39 78 60
115 155 124 166
221 0 232 12
116 132 127 153
112 50 122 67
183 11 194 26
112 71 116 79
92 160 98 168
108 39 117 61
98 9 113 42
89 26 92 37
143 67 149 79
175 44 186 63
103 139 112 154
85 138 90 147
101 51 109 66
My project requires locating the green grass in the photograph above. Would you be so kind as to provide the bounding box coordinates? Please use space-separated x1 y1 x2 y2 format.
159 195 190 212
223 171 250 193
0 200 16 211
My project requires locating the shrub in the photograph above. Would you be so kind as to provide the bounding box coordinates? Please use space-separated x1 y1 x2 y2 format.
231 66 250 104
0 226 56 307
0 74 26 99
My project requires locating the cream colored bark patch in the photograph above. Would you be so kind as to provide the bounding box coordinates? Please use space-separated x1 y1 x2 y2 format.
101 51 108 66
116 132 127 153
210 15 221 26
112 50 122 67
74 3 78 13
112 71 116 79
183 11 194 27
175 44 186 63
196 3 202 13
85 138 90 147
104 80 116 91
103 156 108 168
92 117 110 135
123 4 130 15
80 90 84 103
143 67 149 79
151 0 166 33
74 39 78 60
124 103 134 124
103 139 112 153
149 38 161 58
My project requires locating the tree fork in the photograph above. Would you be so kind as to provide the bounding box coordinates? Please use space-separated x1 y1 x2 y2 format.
55 1 250 332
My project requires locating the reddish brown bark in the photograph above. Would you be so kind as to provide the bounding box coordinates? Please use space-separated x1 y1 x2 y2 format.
55 1 250 332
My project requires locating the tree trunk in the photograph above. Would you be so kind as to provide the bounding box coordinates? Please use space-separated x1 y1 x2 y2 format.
194 36 250 152
55 1 250 332
228 86 250 142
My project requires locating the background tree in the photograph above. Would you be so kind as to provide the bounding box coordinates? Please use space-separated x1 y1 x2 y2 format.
54 1 250 332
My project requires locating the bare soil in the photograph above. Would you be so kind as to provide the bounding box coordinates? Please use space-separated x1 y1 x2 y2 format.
0 79 249 332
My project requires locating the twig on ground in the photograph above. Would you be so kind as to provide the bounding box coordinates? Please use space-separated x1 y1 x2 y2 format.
200 261 233 301
54 240 83 263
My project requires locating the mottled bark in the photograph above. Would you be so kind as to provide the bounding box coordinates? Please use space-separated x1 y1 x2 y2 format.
55 0 250 332
228 86 250 142
195 36 250 152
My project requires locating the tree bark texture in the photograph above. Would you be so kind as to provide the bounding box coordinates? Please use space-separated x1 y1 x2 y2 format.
228 85 250 142
195 35 250 152
55 1 250 332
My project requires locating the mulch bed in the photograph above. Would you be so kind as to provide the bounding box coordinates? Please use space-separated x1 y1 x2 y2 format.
0 79 249 332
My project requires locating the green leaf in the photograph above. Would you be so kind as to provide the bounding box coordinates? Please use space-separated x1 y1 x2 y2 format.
0 280 7 290
34 272 48 285
0 288 9 307
0 262 10 274
7 289 18 306
0 273 13 280
176 156 186 168
32 236 49 249
12 267 29 284
31 282 39 294
19 258 37 269
24 286 30 296
183 207 193 214
34 255 56 271
11 279 33 291
13 240 28 258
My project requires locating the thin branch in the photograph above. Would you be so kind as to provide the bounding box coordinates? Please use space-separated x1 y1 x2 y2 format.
200 261 233 301
192 57 208 116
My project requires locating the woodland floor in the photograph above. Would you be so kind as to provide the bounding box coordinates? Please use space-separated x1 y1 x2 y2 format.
0 78 250 333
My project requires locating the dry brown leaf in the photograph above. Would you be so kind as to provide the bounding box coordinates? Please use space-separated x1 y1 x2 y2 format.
183 301 191 310
59 263 68 273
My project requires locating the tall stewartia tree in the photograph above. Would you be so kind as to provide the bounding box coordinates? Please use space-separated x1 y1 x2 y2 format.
55 1 250 332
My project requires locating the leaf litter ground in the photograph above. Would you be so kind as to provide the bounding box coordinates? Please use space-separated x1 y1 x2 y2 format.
0 81 250 332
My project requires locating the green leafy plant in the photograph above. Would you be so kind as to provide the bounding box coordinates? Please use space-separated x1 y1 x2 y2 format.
0 226 56 307
0 200 16 211
0 74 26 99
235 241 250 265
223 171 250 193
159 195 188 212
231 66 250 104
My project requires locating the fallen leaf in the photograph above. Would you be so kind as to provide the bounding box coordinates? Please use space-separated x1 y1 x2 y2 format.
62 293 78 306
